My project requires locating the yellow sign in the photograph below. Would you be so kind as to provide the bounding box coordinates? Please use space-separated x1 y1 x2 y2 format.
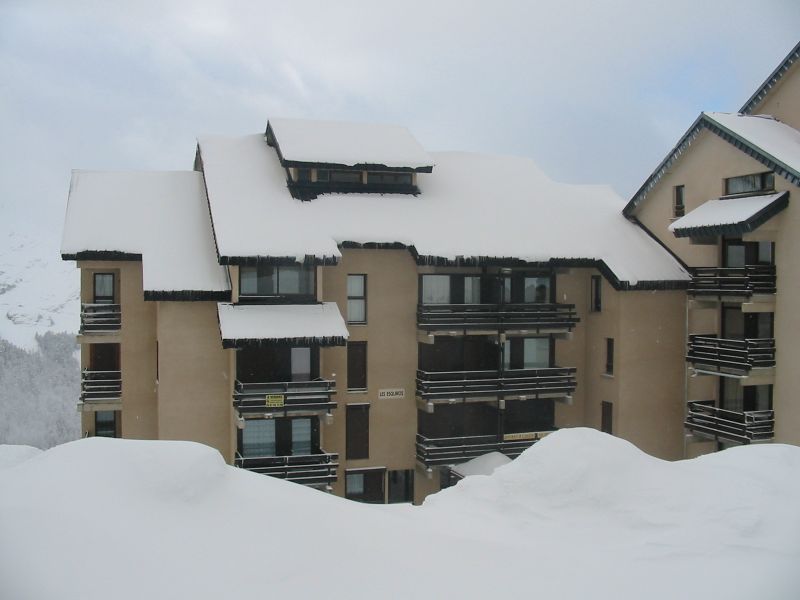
265 394 285 408
503 431 538 442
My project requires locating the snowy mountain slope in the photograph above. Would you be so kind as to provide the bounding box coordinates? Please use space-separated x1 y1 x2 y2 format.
1 429 798 600
0 231 79 349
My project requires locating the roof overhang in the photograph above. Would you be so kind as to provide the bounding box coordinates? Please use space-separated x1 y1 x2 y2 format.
669 191 789 238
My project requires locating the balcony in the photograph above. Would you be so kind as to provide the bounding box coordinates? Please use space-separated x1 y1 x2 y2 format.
687 335 775 376
233 379 336 415
80 304 121 334
234 452 339 487
685 400 774 444
688 266 776 298
417 303 578 334
416 368 576 405
79 370 121 408
415 432 551 467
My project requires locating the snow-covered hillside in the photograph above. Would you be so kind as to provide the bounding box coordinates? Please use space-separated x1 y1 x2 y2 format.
1 429 798 600
0 231 79 350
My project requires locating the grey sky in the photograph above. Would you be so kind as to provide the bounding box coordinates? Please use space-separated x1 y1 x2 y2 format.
1 0 798 253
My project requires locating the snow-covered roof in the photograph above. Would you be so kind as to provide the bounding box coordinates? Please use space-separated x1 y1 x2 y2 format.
267 118 434 171
669 191 789 238
451 451 511 478
740 40 800 115
61 171 230 299
705 113 800 175
198 135 689 288
217 302 348 348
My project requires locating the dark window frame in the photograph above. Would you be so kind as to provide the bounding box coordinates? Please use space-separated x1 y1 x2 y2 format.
590 275 602 312
237 415 320 458
95 410 118 438
366 171 413 186
346 274 367 324
724 171 775 196
601 401 613 434
605 338 614 375
387 469 414 504
345 403 370 460
93 272 115 304
673 185 685 218
345 467 385 503
347 341 368 391
238 264 316 300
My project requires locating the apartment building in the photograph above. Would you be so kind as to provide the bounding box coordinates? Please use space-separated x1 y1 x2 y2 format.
624 41 800 455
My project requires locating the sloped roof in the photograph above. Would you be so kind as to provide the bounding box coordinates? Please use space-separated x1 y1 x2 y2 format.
668 191 789 238
198 134 689 289
61 171 230 299
740 40 800 115
267 118 434 171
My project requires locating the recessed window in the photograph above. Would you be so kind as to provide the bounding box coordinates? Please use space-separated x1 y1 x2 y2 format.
590 275 602 312
240 417 317 457
95 411 118 438
724 172 774 196
605 338 614 375
421 275 451 304
504 337 551 371
346 404 369 459
345 468 384 503
239 264 315 298
673 185 685 218
601 401 613 434
464 276 481 304
93 273 115 304
330 170 363 184
347 275 367 324
366 172 413 185
347 342 367 390
388 469 414 504
523 276 550 303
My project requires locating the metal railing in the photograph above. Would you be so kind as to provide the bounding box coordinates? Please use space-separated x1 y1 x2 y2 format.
685 400 774 444
416 367 576 402
688 265 776 297
233 379 336 414
80 303 121 333
81 370 121 402
417 302 578 332
234 451 338 486
415 432 551 467
687 335 775 374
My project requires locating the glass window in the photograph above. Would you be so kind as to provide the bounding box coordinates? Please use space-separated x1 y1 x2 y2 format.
240 267 259 295
315 169 330 182
591 275 602 312
291 347 311 381
239 265 313 297
464 276 481 304
421 275 451 304
502 277 512 304
346 473 364 495
725 172 774 195
347 342 367 390
296 168 311 183
388 469 414 504
346 404 369 459
523 338 550 369
291 418 312 456
95 411 117 438
347 275 366 323
366 172 413 185
345 469 385 503
242 419 276 457
330 170 363 184
673 185 685 218
606 338 614 375
94 273 114 304
524 277 550 303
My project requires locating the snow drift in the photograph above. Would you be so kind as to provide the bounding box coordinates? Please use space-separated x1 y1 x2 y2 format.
1 429 799 600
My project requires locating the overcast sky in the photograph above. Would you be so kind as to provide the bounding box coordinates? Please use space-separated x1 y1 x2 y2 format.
1 0 798 256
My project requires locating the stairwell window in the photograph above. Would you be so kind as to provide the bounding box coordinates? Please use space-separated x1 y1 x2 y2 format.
673 185 685 218
347 275 367 324
605 338 614 375
724 172 774 196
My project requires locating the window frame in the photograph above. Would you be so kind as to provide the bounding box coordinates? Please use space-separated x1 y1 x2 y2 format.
345 403 370 460
93 273 115 304
601 401 613 434
723 172 775 196
605 338 614 376
346 274 367 324
590 275 602 313
238 264 316 301
673 185 685 218
95 410 118 438
347 341 368 391
345 467 385 503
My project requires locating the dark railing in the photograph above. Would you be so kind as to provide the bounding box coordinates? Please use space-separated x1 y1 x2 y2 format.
687 335 775 374
417 303 579 332
415 432 551 467
234 452 338 486
233 379 336 414
289 180 419 200
81 370 122 402
417 368 576 402
685 400 774 444
688 265 776 297
80 303 121 333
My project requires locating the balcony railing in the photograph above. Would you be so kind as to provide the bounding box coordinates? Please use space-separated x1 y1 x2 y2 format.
80 370 122 402
417 368 576 402
233 379 336 414
687 335 775 375
234 452 338 486
688 266 776 297
417 303 578 332
685 400 774 444
80 303 121 333
415 432 551 467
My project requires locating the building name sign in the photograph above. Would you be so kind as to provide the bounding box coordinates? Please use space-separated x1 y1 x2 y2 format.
503 431 539 442
378 388 405 400
265 394 285 408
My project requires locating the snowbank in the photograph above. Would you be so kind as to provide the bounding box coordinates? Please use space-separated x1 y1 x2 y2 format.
1 429 798 600
0 445 42 471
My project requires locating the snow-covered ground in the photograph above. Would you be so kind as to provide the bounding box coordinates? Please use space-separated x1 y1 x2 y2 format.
2 428 798 600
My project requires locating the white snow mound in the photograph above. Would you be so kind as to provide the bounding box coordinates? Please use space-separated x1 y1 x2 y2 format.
0 445 42 471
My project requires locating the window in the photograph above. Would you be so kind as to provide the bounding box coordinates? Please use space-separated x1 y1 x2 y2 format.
591 275 602 312
290 347 311 381
601 401 613 434
315 169 330 182
347 342 367 390
95 411 118 438
388 469 414 504
330 170 363 184
242 419 276 457
464 276 481 304
240 417 318 457
366 172 413 185
421 275 451 304
724 172 774 196
504 337 551 371
347 275 367 324
673 185 685 218
605 338 614 375
93 273 114 304
523 276 550 303
346 404 369 459
345 468 384 503
239 264 315 298
296 168 311 183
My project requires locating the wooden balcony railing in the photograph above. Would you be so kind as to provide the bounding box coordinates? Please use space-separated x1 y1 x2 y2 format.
417 303 578 332
80 303 121 333
687 335 775 374
233 379 336 414
80 370 121 402
234 452 338 486
417 368 576 402
415 432 551 467
685 400 774 444
688 265 776 297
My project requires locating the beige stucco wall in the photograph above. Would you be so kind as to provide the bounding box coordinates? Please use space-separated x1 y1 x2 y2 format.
752 59 800 130
155 301 234 462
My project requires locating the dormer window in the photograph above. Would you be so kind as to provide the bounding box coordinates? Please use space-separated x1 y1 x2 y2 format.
239 264 315 303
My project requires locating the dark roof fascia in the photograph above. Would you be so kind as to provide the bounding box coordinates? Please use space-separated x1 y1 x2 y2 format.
222 336 347 349
672 190 789 239
629 217 691 272
144 290 232 302
740 41 800 114
62 251 142 262
624 113 800 217
219 255 339 266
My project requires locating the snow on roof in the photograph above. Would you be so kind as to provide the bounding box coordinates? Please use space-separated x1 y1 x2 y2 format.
198 135 689 286
450 451 511 478
669 191 789 238
267 118 434 170
3 429 800 599
217 302 348 347
705 112 800 176
61 171 229 296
